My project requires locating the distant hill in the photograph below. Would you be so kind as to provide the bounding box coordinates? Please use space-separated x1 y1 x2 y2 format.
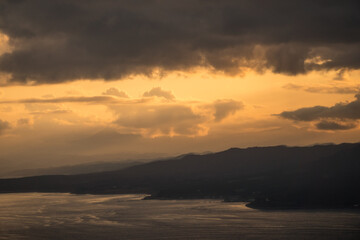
0 160 143 178
0 142 359 209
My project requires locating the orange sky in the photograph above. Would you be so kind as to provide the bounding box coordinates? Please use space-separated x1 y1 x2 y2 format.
0 0 359 173
1 66 359 173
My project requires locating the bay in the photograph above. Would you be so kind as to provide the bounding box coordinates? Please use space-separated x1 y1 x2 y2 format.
0 193 359 240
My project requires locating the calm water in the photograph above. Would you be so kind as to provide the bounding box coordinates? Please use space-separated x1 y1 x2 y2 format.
0 193 359 240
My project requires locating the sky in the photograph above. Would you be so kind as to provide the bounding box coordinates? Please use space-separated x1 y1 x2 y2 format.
0 0 359 173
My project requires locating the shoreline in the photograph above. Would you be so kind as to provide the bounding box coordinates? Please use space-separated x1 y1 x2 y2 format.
1 191 360 211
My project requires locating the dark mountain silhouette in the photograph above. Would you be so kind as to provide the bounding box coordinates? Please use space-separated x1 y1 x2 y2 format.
0 143 359 209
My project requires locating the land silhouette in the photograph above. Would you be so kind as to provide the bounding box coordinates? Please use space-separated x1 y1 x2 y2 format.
0 142 359 209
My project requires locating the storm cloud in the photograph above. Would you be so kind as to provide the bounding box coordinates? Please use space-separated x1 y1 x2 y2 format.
0 0 359 85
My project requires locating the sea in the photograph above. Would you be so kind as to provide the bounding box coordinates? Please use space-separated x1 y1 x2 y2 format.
0 193 359 240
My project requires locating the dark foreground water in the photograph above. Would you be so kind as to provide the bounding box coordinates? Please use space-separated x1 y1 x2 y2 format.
0 193 359 240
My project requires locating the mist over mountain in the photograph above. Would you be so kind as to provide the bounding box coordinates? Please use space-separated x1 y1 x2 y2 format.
0 160 142 178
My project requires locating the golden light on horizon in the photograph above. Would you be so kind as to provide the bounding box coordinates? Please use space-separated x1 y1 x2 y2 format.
0 0 360 173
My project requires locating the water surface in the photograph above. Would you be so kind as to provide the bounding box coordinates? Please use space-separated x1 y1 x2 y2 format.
0 193 359 239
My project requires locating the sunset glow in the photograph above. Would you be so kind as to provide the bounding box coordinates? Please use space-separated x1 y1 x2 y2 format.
0 0 359 174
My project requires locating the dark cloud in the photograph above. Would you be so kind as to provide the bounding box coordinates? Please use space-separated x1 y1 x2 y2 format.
0 0 359 84
0 119 10 134
278 93 360 130
333 69 347 81
283 83 360 94
102 87 128 98
304 86 360 94
280 106 329 122
114 105 205 135
213 99 243 122
279 93 360 121
315 120 357 130
143 87 175 101
265 44 310 75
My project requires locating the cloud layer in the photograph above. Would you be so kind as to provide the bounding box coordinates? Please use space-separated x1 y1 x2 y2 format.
315 120 357 131
283 83 360 94
0 119 10 134
213 99 243 122
102 87 128 98
279 93 360 130
0 96 119 104
143 87 175 101
0 87 244 137
113 105 205 136
0 0 359 84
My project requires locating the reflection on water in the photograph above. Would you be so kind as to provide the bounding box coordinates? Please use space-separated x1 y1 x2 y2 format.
0 193 359 240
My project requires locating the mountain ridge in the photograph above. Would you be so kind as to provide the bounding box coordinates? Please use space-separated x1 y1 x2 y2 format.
0 142 359 209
